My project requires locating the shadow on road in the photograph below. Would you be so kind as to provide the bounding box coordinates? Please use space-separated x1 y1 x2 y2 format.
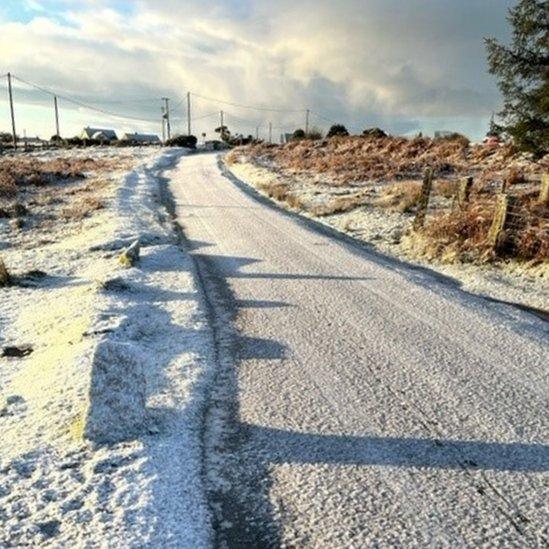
187 243 549 548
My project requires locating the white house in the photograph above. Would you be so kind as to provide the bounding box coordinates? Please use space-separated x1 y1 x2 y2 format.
120 132 161 144
80 127 117 141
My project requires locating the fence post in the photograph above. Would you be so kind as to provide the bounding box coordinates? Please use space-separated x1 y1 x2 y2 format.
456 176 473 208
487 193 511 251
413 168 434 230
539 174 549 206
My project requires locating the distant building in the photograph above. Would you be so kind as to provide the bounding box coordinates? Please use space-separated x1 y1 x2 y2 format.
434 131 455 139
120 132 161 144
80 127 117 141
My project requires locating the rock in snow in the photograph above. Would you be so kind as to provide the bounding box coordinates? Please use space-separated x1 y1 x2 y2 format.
118 239 141 268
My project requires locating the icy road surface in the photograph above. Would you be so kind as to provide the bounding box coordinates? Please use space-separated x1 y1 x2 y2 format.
169 152 548 547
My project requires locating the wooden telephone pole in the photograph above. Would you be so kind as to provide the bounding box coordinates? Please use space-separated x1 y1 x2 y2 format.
305 109 310 136
54 96 60 138
162 97 171 141
7 73 17 150
187 92 191 136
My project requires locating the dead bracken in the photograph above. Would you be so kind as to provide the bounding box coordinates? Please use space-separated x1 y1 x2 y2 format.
229 135 548 264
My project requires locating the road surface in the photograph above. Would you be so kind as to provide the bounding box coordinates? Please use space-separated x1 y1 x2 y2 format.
168 152 548 548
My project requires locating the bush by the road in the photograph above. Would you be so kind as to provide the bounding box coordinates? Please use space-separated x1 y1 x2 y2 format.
166 135 198 149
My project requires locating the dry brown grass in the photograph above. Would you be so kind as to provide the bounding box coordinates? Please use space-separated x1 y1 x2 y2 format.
285 193 305 210
0 171 17 197
258 182 289 201
61 196 105 221
377 181 423 213
421 191 548 262
0 156 122 196
435 179 459 199
310 193 367 217
234 135 548 264
238 135 548 186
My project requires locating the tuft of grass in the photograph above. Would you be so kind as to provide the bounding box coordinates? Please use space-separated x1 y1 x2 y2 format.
258 182 289 201
377 181 422 213
285 193 305 209
310 193 366 216
0 171 17 197
435 179 459 199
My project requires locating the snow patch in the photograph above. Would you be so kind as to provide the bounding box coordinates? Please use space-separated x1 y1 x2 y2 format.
0 148 215 547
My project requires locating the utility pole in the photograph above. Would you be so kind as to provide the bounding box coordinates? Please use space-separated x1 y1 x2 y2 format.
256 125 259 141
7 73 17 150
187 92 191 136
54 96 60 138
162 97 171 141
269 122 272 143
220 110 225 141
161 105 166 143
305 109 310 136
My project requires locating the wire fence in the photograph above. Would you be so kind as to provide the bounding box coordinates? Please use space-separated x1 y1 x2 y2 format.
415 170 548 256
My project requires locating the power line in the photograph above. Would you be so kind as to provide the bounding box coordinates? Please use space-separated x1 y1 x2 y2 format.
190 111 219 121
191 92 306 113
3 72 366 137
10 74 159 124
310 110 364 133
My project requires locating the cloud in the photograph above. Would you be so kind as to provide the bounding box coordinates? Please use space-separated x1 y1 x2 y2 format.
0 0 514 140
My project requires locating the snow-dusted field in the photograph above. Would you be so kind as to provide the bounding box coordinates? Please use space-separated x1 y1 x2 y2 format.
0 148 214 546
226 159 548 313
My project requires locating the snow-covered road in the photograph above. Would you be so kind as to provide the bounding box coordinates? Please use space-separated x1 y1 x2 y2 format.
170 152 548 547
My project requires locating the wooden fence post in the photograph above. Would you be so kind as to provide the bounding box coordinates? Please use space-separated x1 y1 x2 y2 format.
539 174 549 206
413 168 434 230
487 193 512 250
456 176 473 208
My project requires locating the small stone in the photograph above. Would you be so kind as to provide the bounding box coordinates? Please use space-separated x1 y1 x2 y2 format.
97 277 130 292
37 520 61 539
6 395 25 406
2 345 33 358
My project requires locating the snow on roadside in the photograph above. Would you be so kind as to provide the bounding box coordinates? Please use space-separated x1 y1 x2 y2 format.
0 148 214 547
226 160 548 313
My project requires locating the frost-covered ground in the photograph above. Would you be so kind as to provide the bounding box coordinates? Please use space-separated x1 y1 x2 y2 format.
0 147 214 546
226 159 548 313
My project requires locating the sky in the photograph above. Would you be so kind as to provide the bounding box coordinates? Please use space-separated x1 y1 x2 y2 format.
0 0 514 142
